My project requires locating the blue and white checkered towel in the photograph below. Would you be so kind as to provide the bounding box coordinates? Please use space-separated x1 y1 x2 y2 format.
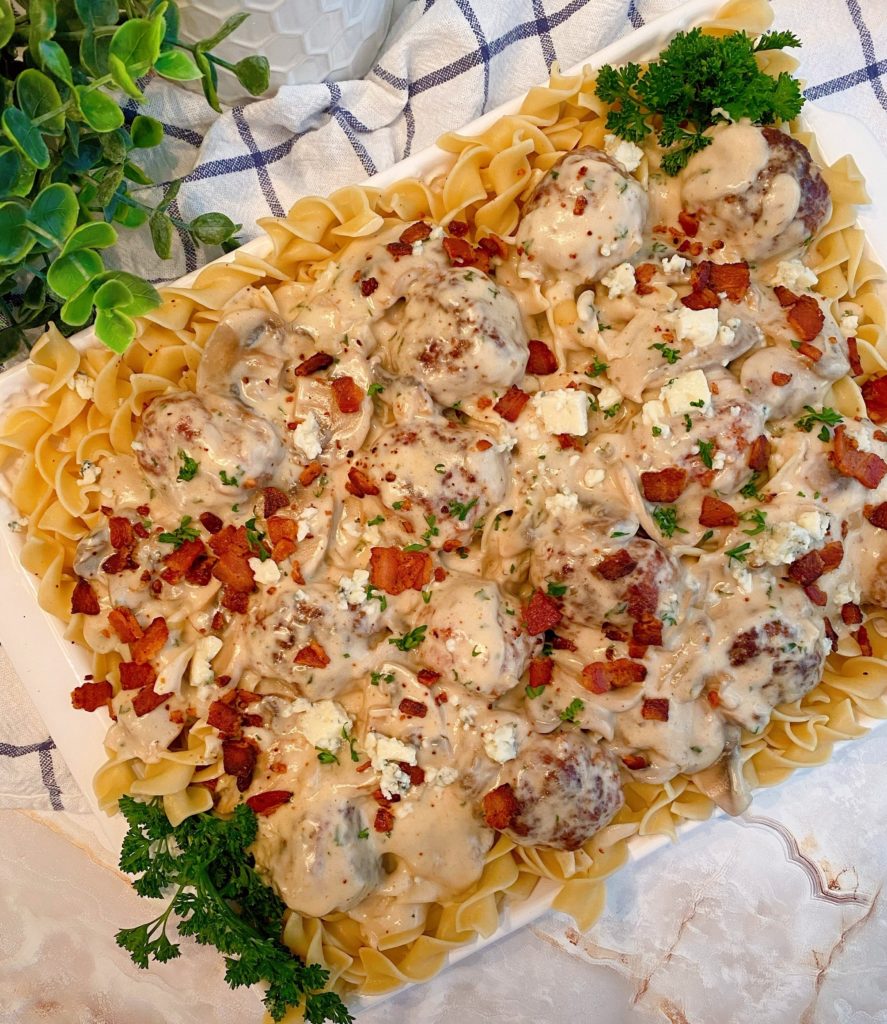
3 0 887 811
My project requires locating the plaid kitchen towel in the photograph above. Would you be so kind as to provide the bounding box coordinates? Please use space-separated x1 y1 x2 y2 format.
2 0 886 810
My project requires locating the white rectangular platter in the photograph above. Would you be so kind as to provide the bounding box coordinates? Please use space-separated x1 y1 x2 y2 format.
1 0 886 998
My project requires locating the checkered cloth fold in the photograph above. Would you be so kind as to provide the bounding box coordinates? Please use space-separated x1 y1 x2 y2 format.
2 0 886 810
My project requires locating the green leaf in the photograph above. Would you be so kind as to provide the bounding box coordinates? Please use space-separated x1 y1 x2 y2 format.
131 114 163 149
99 128 129 164
96 163 124 206
62 220 117 254
75 0 119 26
75 85 124 132
61 281 98 326
29 182 79 245
38 40 74 86
154 49 202 82
0 326 24 361
197 12 248 51
110 16 163 80
0 148 37 198
194 48 220 112
162 2 180 42
109 53 144 100
234 56 270 97
157 177 180 212
102 271 160 316
112 202 149 228
48 249 104 299
123 160 153 185
17 68 65 137
190 212 239 245
94 278 133 310
0 203 35 263
2 108 50 170
81 28 112 78
28 0 57 62
0 0 14 49
150 210 174 259
95 308 136 352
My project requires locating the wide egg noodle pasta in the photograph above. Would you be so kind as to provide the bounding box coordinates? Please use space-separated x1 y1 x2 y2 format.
3 0 887 1013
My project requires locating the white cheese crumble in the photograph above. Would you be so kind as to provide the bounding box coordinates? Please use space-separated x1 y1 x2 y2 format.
291 698 351 751
671 307 719 349
659 370 712 416
366 732 418 769
753 521 819 567
600 261 636 299
80 460 101 485
840 312 860 335
711 450 726 471
833 577 861 606
772 259 818 292
337 567 370 608
604 133 644 172
533 389 589 436
380 761 412 800
583 467 606 488
67 372 95 400
423 766 458 788
797 510 829 541
249 557 281 585
661 254 689 275
482 722 520 764
544 489 579 515
641 399 671 438
293 410 323 460
717 316 740 347
493 436 518 453
190 635 223 691
296 505 318 542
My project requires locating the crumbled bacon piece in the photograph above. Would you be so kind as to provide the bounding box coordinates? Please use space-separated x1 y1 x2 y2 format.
294 352 334 377
528 658 553 688
482 783 519 830
71 680 112 712
129 617 169 664
262 487 289 518
627 641 647 660
640 467 687 503
71 578 100 616
864 502 887 529
771 371 793 387
862 375 887 424
855 625 873 656
208 699 242 737
602 622 628 643
706 689 720 709
526 339 558 375
109 516 134 550
626 580 658 621
161 538 206 584
299 461 324 487
787 541 844 587
841 602 863 625
369 546 432 595
119 661 156 690
132 686 168 718
360 276 379 296
331 376 365 414
774 285 798 307
797 341 822 363
294 640 330 667
556 433 583 451
374 807 395 832
804 583 827 606
222 587 250 613
632 614 663 646
522 589 562 635
101 549 137 575
830 426 887 488
199 511 223 534
400 221 432 245
185 555 213 586
271 539 296 563
699 495 739 528
211 527 256 593
747 434 770 472
641 698 669 722
399 698 428 718
448 220 469 236
709 261 750 301
680 286 719 311
133 522 148 539
493 385 530 422
346 466 380 498
622 754 649 770
386 240 412 258
678 211 699 237
418 668 441 687
477 234 506 259
550 634 577 651
580 659 647 694
595 549 637 580
222 738 258 792
634 262 656 295
443 236 474 266
267 516 297 546
246 791 293 815
847 337 863 377
787 295 825 342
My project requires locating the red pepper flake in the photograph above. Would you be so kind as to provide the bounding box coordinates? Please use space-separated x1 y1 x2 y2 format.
398 698 428 718
70 680 112 712
522 589 562 635
331 376 365 414
699 495 739 528
482 783 519 830
294 640 330 668
640 466 687 503
246 790 293 815
294 352 334 377
493 385 530 422
526 339 558 375
641 698 669 722
71 578 101 616
855 625 873 657
360 276 379 296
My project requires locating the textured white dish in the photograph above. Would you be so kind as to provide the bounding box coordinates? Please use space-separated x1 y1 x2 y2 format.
1 0 886 1000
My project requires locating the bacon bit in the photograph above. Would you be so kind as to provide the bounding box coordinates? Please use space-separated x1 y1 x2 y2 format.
294 352 334 377
196 511 222 535
632 614 663 646
400 221 432 245
787 541 845 587
847 337 863 377
709 261 750 301
556 433 583 451
528 658 553 688
71 680 112 712
222 738 258 792
573 195 588 216
678 210 699 236
435 691 448 705
641 698 669 722
771 371 793 387
627 641 647 660
133 522 149 539
398 698 428 719
267 517 297 546
299 461 324 487
433 566 447 583
864 502 887 529
797 341 822 363
331 376 365 415
830 426 887 488
699 495 739 528
475 439 493 453
185 555 213 586
207 700 241 736
346 466 380 498
130 617 169 664
161 538 206 584
360 276 379 297
168 709 185 725
707 689 720 709
550 634 577 651
842 602 863 625
448 220 469 236
262 487 289 518
109 516 134 549
622 754 649 770
862 375 887 424
522 589 562 635
855 625 873 657
640 466 688 503
595 549 637 580
270 538 296 563
136 504 150 517
132 686 168 718
774 285 798 307
787 295 825 342
246 791 293 815
386 240 413 258
119 661 156 690
482 783 519 830
369 546 432 595
580 659 647 694
634 262 656 296
804 583 827 606
101 547 136 576
747 434 770 472
355 759 372 773
477 234 506 259
374 807 395 832
211 611 225 632
210 526 256 593
417 668 441 687
493 385 530 422
71 578 100 616
824 617 839 648
680 286 719 311
602 621 628 642
222 587 250 613
526 339 558 375
477 397 493 411
294 640 330 668
443 235 474 267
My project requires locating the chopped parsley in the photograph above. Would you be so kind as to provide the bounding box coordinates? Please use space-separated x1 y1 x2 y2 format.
367 383 385 397
404 514 440 551
158 516 200 548
525 684 546 700
546 580 568 597
218 469 240 487
726 541 752 563
559 698 585 723
741 509 767 536
795 406 843 440
740 474 763 500
176 450 199 482
434 463 445 474
245 518 270 561
448 497 478 522
683 413 693 432
603 402 621 419
388 625 427 651
367 515 385 526
341 727 360 764
316 748 339 765
699 529 714 545
697 439 715 469
652 426 663 437
586 356 609 378
652 506 687 538
370 671 395 686
651 342 681 364
357 827 369 839
365 584 388 612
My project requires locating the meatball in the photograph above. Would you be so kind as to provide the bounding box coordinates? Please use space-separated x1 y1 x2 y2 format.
416 576 531 698
516 147 647 284
481 731 623 850
355 417 508 544
135 391 284 511
681 123 831 261
382 267 529 407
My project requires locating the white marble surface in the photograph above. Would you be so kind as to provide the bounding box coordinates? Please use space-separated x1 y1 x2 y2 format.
3 728 886 1023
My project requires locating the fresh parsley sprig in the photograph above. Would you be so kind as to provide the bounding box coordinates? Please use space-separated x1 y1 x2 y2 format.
595 28 803 175
115 796 352 1024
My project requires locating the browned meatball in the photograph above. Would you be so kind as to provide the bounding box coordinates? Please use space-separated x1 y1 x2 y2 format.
481 731 623 850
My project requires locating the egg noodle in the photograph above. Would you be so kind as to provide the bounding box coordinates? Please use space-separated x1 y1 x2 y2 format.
3 0 887 1015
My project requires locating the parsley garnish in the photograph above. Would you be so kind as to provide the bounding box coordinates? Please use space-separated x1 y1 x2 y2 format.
316 748 339 765
525 685 546 699
697 439 715 469
365 584 388 612
795 406 843 438
448 497 478 522
357 828 369 840
546 580 568 597
699 529 714 545
652 506 687 538
726 542 752 563
651 342 681 364
585 356 609 378
176 450 199 482
341 727 360 764
158 516 200 548
595 28 803 175
434 463 445 474
367 383 384 397
219 469 240 487
740 474 763 500
367 515 385 526
683 413 693 432
652 426 663 437
388 625 427 651
245 517 270 561
114 797 351 1024
559 698 585 723
370 671 395 686
741 509 767 536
